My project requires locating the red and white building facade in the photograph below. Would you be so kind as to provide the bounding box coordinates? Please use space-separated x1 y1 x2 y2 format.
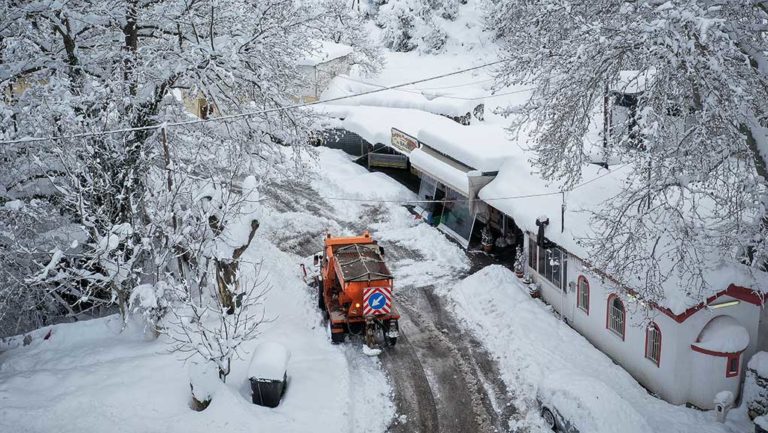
522 233 762 409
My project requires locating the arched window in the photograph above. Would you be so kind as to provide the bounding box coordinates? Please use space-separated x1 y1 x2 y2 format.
577 276 590 314
606 295 625 340
645 322 661 366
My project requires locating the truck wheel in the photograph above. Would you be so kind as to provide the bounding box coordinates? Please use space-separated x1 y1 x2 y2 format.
329 322 345 344
541 407 556 431
384 320 398 346
317 287 325 311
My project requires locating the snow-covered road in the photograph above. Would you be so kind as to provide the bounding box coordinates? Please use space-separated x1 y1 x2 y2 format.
260 148 520 432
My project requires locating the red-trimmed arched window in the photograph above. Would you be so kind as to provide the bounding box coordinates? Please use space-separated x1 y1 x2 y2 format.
577 275 590 314
645 322 661 366
606 295 625 340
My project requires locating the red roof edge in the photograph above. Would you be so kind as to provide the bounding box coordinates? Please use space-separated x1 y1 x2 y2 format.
656 285 764 324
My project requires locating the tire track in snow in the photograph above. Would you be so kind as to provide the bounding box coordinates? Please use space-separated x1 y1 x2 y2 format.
262 156 520 433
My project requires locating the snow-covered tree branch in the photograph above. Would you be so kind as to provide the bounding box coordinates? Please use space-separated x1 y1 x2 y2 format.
491 0 768 303
0 0 369 334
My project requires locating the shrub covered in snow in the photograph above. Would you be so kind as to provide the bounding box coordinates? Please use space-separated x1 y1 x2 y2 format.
188 361 220 411
129 281 172 338
746 352 768 420
376 0 447 53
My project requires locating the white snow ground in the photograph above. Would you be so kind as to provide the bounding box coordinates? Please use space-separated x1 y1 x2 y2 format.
0 163 395 433
442 265 753 433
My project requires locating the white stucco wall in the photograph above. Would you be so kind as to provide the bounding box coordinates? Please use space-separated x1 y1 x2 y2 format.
296 56 352 101
525 232 762 409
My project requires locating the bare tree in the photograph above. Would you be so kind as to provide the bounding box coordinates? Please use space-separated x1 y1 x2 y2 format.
166 261 270 382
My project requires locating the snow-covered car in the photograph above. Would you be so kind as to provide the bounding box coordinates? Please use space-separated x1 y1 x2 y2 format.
248 342 291 408
536 372 653 433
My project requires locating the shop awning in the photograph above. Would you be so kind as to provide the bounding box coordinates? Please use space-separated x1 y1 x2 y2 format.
409 147 471 197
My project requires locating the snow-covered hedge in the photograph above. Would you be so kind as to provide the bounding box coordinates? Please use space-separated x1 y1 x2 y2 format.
746 352 768 420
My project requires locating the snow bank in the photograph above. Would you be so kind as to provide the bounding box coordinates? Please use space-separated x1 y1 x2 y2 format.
750 352 768 378
307 147 416 221
189 361 221 402
248 342 290 381
0 204 394 433
444 265 731 433
693 316 750 353
539 371 653 433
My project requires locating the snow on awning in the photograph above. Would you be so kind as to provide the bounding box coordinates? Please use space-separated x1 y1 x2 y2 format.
417 125 519 172
692 316 750 354
409 147 471 197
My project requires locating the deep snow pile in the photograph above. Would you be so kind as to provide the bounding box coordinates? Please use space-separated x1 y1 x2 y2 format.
442 265 745 433
0 157 395 433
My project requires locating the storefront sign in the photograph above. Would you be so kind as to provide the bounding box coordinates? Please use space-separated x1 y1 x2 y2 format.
391 128 419 154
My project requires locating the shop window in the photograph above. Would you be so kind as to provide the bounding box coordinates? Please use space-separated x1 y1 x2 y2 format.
726 354 740 378
528 236 537 272
528 236 568 291
645 323 661 366
577 276 589 314
417 175 438 203
607 295 625 340
608 92 643 150
440 187 475 242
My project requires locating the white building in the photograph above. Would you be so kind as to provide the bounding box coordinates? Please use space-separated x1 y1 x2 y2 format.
297 41 354 102
478 136 766 410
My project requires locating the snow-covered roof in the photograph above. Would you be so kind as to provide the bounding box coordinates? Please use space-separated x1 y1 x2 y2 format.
324 105 458 148
298 41 353 67
417 125 517 172
317 104 517 172
478 106 765 314
478 137 623 260
321 75 482 117
248 341 290 381
693 316 750 354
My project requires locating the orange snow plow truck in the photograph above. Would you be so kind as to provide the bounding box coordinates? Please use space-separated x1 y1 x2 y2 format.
314 232 399 348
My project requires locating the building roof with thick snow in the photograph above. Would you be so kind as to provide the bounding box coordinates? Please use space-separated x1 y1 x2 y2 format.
298 41 353 67
321 75 484 118
316 104 517 171
478 120 766 315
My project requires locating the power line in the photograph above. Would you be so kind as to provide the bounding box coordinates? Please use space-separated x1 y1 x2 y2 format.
318 164 629 205
0 61 504 146
335 75 533 101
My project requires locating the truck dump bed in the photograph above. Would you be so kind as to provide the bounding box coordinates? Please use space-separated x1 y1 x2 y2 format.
333 244 392 283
